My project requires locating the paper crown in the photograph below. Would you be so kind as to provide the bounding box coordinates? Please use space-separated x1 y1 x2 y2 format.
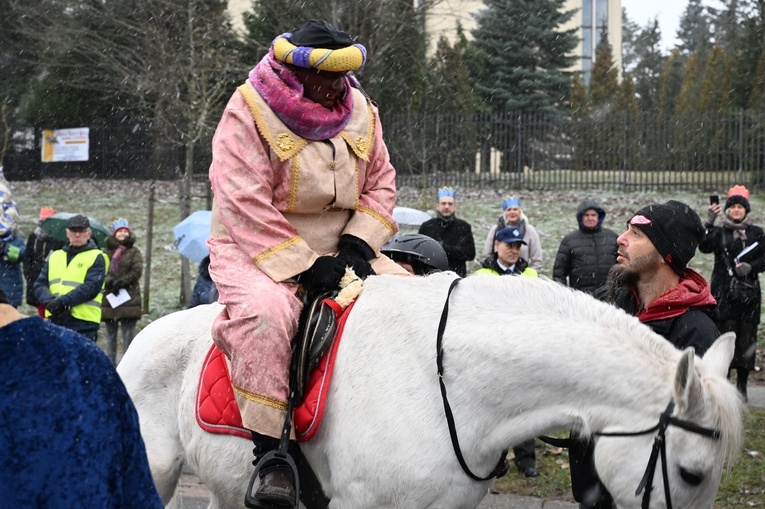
502 196 521 210
437 187 455 200
112 218 130 233
39 206 57 222
727 185 749 200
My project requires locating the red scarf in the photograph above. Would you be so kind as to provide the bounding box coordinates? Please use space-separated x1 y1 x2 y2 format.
249 50 354 141
635 268 717 322
110 245 127 275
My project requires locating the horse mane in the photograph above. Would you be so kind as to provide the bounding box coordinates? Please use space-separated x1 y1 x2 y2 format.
701 373 746 468
460 273 678 361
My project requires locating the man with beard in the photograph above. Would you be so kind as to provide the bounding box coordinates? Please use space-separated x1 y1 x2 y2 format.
570 200 719 509
418 187 475 277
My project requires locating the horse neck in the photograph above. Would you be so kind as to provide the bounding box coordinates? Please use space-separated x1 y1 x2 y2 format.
445 300 679 450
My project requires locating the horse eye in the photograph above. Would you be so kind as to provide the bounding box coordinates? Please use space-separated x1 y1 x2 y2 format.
679 467 704 486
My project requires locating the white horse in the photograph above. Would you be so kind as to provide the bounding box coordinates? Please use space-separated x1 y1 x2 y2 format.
118 272 744 509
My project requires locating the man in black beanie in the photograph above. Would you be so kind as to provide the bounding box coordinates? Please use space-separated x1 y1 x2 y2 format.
570 200 720 509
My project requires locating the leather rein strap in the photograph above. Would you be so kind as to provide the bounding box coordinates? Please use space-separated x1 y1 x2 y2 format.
594 401 721 509
436 277 507 481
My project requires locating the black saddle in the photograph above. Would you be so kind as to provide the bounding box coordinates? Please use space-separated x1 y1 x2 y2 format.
293 290 340 403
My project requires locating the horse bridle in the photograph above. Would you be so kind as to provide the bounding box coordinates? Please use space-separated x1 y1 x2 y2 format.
594 400 721 509
436 277 723 508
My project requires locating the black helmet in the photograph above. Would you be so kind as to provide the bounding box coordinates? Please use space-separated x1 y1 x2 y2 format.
381 234 449 274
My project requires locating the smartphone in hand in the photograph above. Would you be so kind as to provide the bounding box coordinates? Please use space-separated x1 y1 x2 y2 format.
710 195 719 205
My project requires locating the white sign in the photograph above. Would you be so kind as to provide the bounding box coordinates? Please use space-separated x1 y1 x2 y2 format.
41 128 90 162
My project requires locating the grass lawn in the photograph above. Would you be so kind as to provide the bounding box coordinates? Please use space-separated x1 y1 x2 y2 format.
9 178 765 506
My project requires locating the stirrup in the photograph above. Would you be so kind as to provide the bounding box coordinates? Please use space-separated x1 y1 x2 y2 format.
245 450 300 509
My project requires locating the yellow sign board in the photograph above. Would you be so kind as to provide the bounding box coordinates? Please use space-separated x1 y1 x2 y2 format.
41 128 90 162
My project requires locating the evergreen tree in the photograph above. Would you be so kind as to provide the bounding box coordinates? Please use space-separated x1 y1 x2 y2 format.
615 72 639 115
748 48 765 110
469 0 578 116
658 50 686 115
621 7 642 73
427 32 474 115
632 19 665 112
675 51 705 113
589 34 619 109
676 0 712 54
729 1 765 109
569 73 590 116
698 45 733 110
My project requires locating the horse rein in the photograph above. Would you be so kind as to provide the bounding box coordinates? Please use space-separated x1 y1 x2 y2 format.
594 400 721 509
436 277 508 481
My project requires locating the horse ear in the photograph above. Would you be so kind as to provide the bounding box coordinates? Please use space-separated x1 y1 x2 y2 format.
674 348 703 414
700 333 736 378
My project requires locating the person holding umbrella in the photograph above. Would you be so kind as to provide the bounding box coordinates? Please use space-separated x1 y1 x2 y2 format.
34 214 109 342
101 219 144 364
207 19 407 506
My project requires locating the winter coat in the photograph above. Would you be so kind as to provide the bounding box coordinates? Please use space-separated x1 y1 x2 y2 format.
480 218 543 271
23 227 65 306
698 222 765 324
552 199 618 295
101 234 144 321
418 216 475 277
0 236 27 307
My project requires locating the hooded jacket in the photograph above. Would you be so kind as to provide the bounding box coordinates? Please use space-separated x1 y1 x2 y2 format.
553 199 618 295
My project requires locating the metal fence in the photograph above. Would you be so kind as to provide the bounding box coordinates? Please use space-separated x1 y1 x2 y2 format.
5 110 765 192
383 109 765 192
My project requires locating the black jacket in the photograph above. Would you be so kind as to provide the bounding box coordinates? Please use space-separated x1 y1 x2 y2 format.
553 200 618 294
418 216 475 277
23 228 65 306
699 223 765 324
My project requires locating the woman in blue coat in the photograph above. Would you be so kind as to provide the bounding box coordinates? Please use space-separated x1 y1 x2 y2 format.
0 220 26 308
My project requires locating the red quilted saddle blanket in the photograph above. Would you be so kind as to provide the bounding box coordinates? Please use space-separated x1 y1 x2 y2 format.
196 299 355 442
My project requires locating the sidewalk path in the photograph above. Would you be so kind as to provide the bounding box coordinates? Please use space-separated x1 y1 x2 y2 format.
178 386 765 508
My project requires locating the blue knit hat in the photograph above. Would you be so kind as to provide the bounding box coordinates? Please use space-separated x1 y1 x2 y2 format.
112 218 130 233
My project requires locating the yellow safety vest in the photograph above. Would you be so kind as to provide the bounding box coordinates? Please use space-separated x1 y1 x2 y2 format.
474 266 538 278
46 249 109 323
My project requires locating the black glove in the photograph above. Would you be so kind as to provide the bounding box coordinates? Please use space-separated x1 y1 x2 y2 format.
46 298 66 316
296 256 346 292
111 280 123 295
735 262 752 277
104 279 113 291
336 235 375 279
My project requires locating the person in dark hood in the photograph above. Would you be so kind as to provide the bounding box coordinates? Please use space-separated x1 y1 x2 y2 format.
553 199 618 295
418 187 475 277
33 214 108 342
699 185 764 401
570 200 720 509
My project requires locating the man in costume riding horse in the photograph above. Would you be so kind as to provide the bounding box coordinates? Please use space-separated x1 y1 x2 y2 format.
571 200 719 509
207 19 408 508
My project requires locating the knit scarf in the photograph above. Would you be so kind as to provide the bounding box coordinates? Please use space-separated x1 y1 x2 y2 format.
110 245 127 276
497 216 526 238
722 215 751 241
249 49 354 141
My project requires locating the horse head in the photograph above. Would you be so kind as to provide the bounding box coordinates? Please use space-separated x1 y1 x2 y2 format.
594 332 744 509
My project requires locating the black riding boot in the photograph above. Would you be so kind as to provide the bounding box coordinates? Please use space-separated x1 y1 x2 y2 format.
736 368 749 402
248 432 297 508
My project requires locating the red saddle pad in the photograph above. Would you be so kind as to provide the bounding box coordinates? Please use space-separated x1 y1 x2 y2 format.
195 299 355 442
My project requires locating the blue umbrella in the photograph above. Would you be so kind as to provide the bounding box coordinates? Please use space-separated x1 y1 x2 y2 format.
173 210 211 263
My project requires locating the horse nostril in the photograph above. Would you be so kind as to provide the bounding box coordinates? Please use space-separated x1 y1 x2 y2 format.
679 466 704 486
